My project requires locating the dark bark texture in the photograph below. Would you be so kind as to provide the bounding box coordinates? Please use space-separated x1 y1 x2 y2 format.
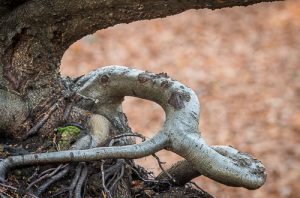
0 0 279 197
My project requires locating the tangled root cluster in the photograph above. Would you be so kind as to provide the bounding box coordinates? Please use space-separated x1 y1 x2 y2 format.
0 66 266 197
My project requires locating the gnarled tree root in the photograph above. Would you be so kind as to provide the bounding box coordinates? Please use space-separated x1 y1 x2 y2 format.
156 145 266 187
0 66 266 190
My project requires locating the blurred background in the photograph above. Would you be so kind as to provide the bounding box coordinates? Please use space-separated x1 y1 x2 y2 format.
60 0 300 197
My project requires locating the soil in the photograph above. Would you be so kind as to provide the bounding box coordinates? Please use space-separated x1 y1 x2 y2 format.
61 0 300 197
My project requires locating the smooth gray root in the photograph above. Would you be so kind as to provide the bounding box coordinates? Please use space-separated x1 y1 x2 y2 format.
157 145 266 189
0 66 266 190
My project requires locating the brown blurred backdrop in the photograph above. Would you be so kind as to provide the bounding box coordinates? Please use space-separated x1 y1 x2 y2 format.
60 0 300 197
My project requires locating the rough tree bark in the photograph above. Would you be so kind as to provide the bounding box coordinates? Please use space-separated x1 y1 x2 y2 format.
0 0 280 197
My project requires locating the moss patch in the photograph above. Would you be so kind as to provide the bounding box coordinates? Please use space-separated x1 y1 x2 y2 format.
56 126 81 150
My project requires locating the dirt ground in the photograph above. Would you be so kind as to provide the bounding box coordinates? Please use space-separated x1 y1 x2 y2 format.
60 0 300 197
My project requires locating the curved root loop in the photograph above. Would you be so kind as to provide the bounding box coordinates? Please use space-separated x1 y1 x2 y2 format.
0 66 266 194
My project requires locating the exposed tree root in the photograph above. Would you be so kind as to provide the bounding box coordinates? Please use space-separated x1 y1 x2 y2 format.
0 66 267 196
74 163 87 198
152 154 175 183
68 163 84 197
130 161 213 198
0 183 38 198
27 164 67 190
35 165 70 196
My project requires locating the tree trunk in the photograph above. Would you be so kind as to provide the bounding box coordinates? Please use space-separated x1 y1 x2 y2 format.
0 0 280 140
0 0 279 197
